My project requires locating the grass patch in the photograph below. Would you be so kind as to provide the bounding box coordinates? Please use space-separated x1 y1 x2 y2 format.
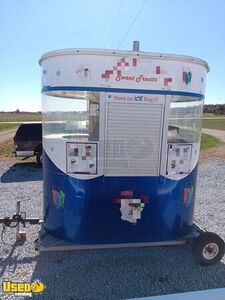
0 132 220 162
200 133 221 150
0 139 35 163
203 113 225 118
202 118 225 131
203 113 218 117
0 123 20 132
0 139 15 157
0 112 41 122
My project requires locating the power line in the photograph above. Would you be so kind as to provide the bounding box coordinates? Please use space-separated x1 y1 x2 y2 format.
104 0 125 48
117 0 148 49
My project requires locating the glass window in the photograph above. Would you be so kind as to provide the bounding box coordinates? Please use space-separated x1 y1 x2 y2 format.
168 96 203 143
42 91 100 141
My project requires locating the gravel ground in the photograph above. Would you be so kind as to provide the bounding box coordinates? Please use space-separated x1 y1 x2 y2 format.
0 160 225 300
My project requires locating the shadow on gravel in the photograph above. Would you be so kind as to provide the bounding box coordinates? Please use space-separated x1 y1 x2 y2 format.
0 241 29 276
30 245 225 300
0 163 43 183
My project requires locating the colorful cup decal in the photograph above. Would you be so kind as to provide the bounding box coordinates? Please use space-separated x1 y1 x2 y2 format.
183 186 194 207
182 70 192 84
114 190 149 224
52 187 65 209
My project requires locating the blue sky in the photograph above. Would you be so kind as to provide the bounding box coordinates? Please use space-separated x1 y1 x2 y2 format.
0 0 225 111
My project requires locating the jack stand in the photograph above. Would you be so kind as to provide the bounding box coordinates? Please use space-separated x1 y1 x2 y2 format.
16 200 26 241
0 198 41 244
16 228 26 242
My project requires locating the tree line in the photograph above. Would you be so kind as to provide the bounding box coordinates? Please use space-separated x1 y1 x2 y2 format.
1 105 225 115
203 104 225 115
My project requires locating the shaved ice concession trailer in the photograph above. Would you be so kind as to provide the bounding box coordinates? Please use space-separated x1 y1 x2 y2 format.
37 43 225 265
1 43 224 266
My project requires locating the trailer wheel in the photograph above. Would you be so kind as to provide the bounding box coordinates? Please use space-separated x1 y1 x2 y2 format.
36 151 43 166
193 232 225 266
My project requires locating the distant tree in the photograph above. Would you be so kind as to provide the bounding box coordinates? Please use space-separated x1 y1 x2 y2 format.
15 109 20 113
215 105 224 115
203 104 225 114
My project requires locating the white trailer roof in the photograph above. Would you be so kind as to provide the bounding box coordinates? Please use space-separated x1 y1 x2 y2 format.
39 48 209 71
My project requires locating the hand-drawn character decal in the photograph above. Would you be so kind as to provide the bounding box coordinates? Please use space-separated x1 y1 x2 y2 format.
76 65 91 80
120 199 145 224
114 190 149 224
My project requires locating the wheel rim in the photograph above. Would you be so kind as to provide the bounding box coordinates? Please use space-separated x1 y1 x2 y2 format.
202 243 219 260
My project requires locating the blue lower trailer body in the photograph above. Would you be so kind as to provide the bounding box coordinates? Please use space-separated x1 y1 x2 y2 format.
43 153 197 244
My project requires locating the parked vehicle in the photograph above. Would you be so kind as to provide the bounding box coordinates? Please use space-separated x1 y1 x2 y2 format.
13 122 42 165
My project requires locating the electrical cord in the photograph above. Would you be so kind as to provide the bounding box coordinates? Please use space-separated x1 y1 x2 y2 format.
104 0 125 48
117 0 148 49
0 215 24 245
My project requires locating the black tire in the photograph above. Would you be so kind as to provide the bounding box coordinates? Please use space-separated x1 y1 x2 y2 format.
36 151 43 166
192 232 225 266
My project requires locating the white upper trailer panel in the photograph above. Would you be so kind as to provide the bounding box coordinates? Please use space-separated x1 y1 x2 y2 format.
39 48 209 96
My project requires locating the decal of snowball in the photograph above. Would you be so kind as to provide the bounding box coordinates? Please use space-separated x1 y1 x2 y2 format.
120 199 145 224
